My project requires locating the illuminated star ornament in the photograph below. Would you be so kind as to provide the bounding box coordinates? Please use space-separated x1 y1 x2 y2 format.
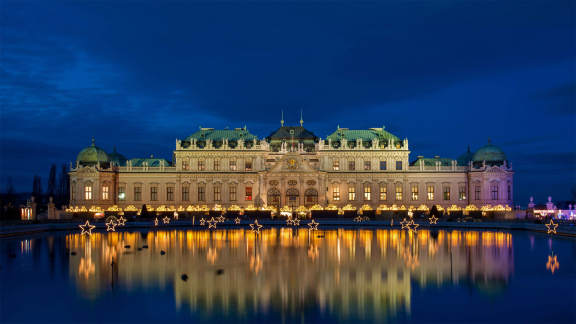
207 217 218 229
105 220 117 232
200 218 206 226
308 219 319 231
400 218 410 229
546 253 560 274
79 220 96 236
154 217 159 226
234 217 241 224
405 219 419 233
250 219 263 234
116 216 127 226
162 216 171 224
217 215 226 223
545 219 558 234
292 218 300 226
286 217 294 226
353 215 364 223
428 215 438 224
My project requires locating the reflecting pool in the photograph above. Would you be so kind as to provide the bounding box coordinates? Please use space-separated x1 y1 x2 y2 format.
1 228 575 323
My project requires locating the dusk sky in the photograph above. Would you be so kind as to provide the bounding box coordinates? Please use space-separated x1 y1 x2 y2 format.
1 0 574 204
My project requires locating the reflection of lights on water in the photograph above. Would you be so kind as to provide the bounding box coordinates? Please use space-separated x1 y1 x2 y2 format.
546 254 559 274
20 240 32 254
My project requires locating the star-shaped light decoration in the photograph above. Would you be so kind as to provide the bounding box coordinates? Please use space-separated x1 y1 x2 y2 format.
250 219 263 234
162 216 171 224
286 217 294 226
308 219 319 231
79 220 96 236
207 217 218 229
546 254 560 274
116 216 127 226
234 217 241 224
428 215 438 224
400 218 410 229
200 218 206 226
292 218 300 226
154 217 159 226
353 216 364 223
545 219 558 234
105 220 117 232
405 219 420 233
217 215 226 223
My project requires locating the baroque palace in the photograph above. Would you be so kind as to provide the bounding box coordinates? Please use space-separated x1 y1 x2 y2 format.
69 119 514 214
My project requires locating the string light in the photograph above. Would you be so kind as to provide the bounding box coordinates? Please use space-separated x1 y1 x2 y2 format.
154 217 159 226
286 217 294 226
401 218 410 229
162 216 171 224
79 220 96 236
353 215 364 223
235 217 241 224
545 219 558 234
207 217 218 229
405 219 419 233
250 219 263 233
116 216 126 226
428 215 438 224
546 253 559 274
292 218 300 226
308 219 319 231
105 220 117 232
200 218 206 226
217 215 226 223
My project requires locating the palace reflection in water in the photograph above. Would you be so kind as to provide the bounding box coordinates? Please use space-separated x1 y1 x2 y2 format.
66 229 513 320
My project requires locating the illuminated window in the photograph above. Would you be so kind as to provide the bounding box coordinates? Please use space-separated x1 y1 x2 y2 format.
459 185 466 200
333 160 340 171
182 160 189 171
395 184 402 201
491 185 499 200
102 185 109 200
348 161 355 171
198 160 205 171
380 161 387 170
333 187 340 201
411 184 418 201
229 160 237 171
245 160 252 171
84 184 92 200
379 185 387 200
427 185 434 200
118 187 126 201
475 185 481 200
245 187 252 201
213 160 220 171
364 161 371 170
443 186 450 200
364 184 371 200
348 186 356 201
167 186 174 201
134 186 142 201
182 185 189 201
229 186 237 201
214 186 221 201
396 161 402 170
150 186 158 201
198 186 205 202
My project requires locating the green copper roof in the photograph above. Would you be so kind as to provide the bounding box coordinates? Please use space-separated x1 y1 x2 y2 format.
108 147 127 166
77 139 109 165
326 128 399 142
129 157 171 167
472 142 506 162
410 157 453 167
457 146 474 166
185 128 257 142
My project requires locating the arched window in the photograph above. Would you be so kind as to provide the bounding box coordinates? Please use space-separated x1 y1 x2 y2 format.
267 188 281 209
286 188 299 208
304 188 318 207
101 183 110 200
84 182 92 200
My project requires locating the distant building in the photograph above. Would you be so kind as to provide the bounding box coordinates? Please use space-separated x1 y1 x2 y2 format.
69 121 513 211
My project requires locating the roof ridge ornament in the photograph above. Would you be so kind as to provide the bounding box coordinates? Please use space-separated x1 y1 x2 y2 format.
281 110 284 127
300 109 304 127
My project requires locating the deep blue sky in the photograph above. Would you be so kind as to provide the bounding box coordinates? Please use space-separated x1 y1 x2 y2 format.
1 0 574 204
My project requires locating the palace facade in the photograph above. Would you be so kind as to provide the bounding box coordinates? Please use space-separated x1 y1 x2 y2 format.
69 122 514 212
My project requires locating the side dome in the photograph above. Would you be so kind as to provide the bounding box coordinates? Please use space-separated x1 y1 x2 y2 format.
472 140 506 165
457 145 474 166
77 138 109 165
108 147 127 166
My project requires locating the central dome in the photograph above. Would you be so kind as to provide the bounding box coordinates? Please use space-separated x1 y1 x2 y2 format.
77 139 109 165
